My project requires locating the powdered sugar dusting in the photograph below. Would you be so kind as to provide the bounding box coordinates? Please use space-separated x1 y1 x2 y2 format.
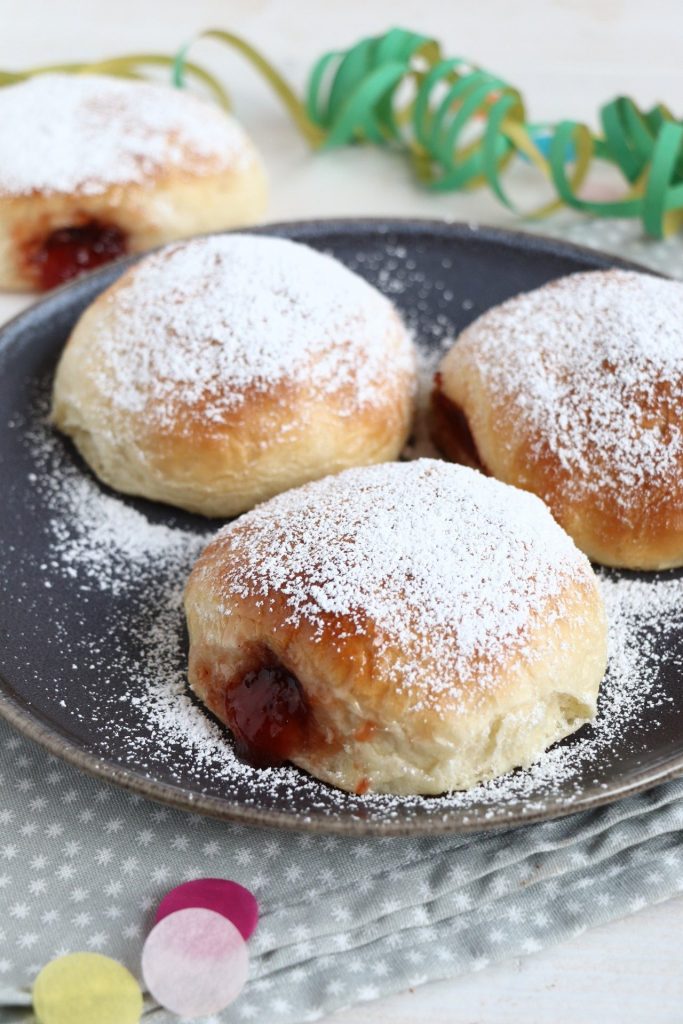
18 387 682 825
89 235 415 428
8 239 683 829
47 472 199 599
454 269 683 514
0 73 253 197
198 459 594 708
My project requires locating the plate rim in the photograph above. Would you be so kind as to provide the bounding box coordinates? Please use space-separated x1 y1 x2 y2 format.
1 216 680 837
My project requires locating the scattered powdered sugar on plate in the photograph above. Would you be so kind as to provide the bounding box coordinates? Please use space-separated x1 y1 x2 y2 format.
10 241 683 827
451 269 683 514
26 404 202 599
83 235 416 430
48 474 198 599
21 374 683 825
0 73 253 197
342 241 462 461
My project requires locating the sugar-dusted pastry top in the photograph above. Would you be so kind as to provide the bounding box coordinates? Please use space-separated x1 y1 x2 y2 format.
445 269 683 514
0 72 253 197
87 234 416 430
197 459 595 712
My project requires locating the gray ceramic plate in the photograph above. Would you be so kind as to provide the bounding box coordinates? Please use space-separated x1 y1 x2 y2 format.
1 218 682 835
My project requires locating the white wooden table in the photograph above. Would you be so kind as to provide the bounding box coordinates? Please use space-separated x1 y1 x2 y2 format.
2 1 682 1019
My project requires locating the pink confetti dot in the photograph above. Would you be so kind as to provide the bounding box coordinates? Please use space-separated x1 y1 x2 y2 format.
155 878 258 940
142 907 249 1017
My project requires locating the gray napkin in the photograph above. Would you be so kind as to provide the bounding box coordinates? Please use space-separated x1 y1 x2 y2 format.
1 717 683 1024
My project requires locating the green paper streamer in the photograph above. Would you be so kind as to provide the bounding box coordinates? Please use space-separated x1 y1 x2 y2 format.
3 27 683 237
174 26 683 238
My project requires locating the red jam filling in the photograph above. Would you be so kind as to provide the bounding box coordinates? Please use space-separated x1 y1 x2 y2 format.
225 664 310 768
28 221 128 290
431 378 486 472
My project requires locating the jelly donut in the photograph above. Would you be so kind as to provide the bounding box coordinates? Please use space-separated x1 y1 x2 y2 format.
51 234 417 516
0 73 266 290
432 269 683 569
184 460 607 795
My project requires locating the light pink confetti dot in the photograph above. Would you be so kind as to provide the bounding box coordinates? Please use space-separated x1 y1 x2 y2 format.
142 907 249 1017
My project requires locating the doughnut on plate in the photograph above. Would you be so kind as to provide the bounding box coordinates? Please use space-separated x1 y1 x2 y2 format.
0 219 681 835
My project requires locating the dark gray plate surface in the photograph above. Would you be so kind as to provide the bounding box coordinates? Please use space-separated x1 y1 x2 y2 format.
1 218 682 835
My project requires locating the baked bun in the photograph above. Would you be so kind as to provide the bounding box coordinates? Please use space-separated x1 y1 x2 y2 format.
184 459 607 795
51 234 416 516
0 73 266 291
432 269 683 570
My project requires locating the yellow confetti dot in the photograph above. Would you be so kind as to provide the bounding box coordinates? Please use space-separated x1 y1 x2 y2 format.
33 952 142 1024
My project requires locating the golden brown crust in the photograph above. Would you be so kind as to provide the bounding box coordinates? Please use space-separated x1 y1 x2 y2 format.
433 366 683 570
432 271 683 570
51 235 417 517
0 73 267 290
184 461 608 795
0 158 267 291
